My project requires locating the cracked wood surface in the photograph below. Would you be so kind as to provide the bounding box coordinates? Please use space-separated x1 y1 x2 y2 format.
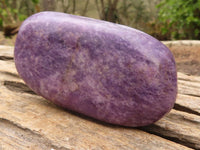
0 46 200 150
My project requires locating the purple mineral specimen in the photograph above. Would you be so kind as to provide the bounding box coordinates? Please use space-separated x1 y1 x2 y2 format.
14 11 177 127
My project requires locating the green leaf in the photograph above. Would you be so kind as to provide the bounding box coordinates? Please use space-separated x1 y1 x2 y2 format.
195 29 200 37
2 9 7 17
19 14 27 21
12 9 18 14
32 0 39 4
0 18 3 27
157 0 200 39
161 27 168 35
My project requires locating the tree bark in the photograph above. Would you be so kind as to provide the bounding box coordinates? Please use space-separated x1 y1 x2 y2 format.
72 0 76 14
42 0 56 11
81 0 89 16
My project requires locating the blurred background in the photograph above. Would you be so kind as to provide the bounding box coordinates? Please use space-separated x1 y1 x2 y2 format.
0 0 200 46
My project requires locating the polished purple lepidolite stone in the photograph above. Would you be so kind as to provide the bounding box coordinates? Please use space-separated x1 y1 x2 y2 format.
14 11 177 127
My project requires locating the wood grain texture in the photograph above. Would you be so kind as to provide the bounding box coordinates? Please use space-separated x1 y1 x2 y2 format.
140 110 200 149
1 46 200 150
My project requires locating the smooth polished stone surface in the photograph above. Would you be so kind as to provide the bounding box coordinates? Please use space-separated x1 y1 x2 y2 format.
14 11 177 127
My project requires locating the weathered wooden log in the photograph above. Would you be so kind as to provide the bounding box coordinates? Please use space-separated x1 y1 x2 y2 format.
1 46 200 150
176 94 200 115
140 109 200 149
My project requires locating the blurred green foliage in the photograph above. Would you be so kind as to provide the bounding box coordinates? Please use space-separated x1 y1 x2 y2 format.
32 0 40 4
1 0 199 40
0 0 39 28
158 0 200 39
